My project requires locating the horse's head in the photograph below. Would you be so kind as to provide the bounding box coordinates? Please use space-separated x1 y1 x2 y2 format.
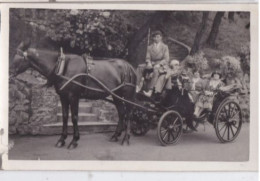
10 40 31 78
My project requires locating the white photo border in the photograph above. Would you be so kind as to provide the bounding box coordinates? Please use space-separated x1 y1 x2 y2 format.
0 3 258 171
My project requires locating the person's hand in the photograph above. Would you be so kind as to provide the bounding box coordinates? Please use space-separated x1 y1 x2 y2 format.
146 62 152 69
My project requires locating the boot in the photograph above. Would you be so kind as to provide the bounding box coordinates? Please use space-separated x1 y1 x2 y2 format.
143 90 153 97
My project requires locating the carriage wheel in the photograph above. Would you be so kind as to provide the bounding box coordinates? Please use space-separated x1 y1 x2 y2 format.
131 119 150 136
214 100 243 143
157 110 183 146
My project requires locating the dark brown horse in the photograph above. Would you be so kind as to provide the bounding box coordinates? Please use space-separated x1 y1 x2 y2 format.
10 41 137 149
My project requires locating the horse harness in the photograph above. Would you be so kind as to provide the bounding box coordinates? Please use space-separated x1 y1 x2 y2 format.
55 50 135 94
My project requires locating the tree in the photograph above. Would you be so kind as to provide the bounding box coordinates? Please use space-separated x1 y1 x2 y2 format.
206 12 225 48
190 12 209 55
127 11 170 67
228 12 235 22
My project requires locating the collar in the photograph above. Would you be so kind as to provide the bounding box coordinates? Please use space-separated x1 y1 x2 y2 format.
153 42 161 47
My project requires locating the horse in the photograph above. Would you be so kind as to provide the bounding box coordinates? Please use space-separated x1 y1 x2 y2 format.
10 40 137 149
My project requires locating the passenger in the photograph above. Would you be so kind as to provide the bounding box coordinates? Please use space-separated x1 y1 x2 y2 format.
187 69 203 103
153 59 181 94
193 71 224 118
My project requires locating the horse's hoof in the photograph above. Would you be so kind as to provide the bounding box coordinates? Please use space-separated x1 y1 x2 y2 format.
55 140 65 148
121 135 130 146
67 142 78 149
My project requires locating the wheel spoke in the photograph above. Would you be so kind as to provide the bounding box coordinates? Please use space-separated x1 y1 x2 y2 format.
174 123 182 128
169 130 176 140
160 128 167 134
222 125 228 139
224 106 230 118
173 117 179 125
229 103 236 118
230 111 240 119
230 104 237 118
218 123 226 132
232 124 239 129
167 131 171 142
227 125 230 140
230 124 235 137
162 131 169 141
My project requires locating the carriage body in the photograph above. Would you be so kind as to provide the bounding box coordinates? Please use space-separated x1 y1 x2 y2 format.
132 74 243 146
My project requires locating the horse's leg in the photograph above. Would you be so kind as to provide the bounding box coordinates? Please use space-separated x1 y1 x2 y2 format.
121 106 132 145
56 95 69 148
67 95 80 149
121 88 135 145
110 98 126 142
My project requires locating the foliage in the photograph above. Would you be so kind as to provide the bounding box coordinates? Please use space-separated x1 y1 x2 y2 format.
238 42 250 75
220 56 242 78
182 51 209 73
44 9 131 57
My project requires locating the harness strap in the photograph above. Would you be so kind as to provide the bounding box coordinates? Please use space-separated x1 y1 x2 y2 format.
58 74 154 112
55 47 66 75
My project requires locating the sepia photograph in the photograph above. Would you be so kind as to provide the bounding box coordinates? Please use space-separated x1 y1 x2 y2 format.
0 3 258 171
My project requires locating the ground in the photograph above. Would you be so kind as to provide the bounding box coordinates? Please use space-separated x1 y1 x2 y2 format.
8 122 249 161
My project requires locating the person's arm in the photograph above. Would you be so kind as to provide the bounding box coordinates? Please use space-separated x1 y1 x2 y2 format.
159 45 169 66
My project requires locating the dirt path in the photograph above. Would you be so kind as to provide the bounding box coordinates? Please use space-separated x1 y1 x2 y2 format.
8 123 249 161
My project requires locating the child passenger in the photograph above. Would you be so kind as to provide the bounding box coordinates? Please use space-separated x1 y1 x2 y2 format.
193 71 224 118
187 69 202 103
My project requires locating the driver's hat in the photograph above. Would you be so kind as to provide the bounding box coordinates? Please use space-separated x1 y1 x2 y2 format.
151 30 163 37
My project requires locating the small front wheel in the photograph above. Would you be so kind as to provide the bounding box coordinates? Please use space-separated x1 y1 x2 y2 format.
157 110 183 146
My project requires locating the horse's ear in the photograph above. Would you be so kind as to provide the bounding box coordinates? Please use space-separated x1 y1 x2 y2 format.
17 39 31 51
17 42 25 51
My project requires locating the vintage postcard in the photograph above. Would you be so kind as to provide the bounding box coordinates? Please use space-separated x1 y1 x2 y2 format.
0 3 258 171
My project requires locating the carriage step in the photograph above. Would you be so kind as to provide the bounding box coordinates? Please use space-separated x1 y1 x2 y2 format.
57 102 93 113
40 122 117 135
57 113 98 122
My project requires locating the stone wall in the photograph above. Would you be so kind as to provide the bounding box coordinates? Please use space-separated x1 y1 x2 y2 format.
9 70 118 135
9 70 59 135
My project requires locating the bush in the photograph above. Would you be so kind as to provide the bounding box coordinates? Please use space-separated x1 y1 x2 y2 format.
220 56 242 78
182 51 209 73
238 42 250 75
44 9 130 57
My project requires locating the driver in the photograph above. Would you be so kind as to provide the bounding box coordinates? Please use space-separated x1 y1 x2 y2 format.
143 30 170 97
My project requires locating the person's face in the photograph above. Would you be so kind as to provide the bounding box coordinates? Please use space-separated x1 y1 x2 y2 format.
213 74 220 80
170 61 179 71
194 71 200 78
153 34 162 43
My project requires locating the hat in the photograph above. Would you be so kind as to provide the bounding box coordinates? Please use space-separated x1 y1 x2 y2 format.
151 30 163 37
211 71 222 78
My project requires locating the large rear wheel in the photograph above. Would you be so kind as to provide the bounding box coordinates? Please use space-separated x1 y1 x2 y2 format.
214 100 243 143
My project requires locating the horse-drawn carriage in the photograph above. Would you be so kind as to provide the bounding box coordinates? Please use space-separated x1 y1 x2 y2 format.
10 41 243 148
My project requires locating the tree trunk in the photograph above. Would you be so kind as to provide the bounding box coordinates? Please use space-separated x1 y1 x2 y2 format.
228 12 235 22
206 12 225 48
190 12 209 55
127 11 170 67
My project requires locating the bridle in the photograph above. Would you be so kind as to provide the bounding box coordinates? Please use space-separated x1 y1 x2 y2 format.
16 49 28 61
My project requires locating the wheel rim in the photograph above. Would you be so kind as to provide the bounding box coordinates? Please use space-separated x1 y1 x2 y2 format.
215 101 242 142
158 111 183 145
